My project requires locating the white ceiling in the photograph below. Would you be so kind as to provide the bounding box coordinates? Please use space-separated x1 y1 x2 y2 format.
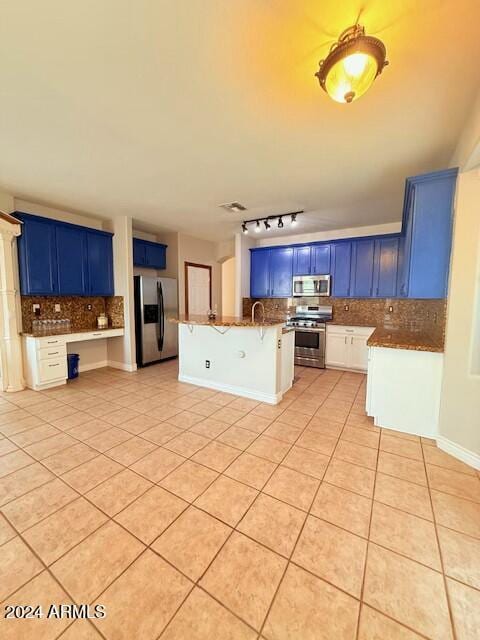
1 0 479 241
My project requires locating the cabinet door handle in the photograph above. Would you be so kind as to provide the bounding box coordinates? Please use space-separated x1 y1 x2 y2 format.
344 336 347 344
345 329 354 332
93 332 102 336
47 340 58 345
48 351 59 356
351 337 353 344
48 363 60 367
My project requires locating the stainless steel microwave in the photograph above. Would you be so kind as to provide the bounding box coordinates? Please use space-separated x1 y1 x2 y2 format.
292 274 331 297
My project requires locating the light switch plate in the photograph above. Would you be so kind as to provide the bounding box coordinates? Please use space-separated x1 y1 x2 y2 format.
54 304 61 312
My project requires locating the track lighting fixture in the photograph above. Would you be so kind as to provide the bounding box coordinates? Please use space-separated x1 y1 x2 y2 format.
240 210 303 234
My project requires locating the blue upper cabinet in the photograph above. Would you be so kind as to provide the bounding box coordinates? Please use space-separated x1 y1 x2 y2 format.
350 239 375 297
86 231 114 296
373 237 399 297
331 242 352 297
133 238 167 269
15 212 114 296
16 214 58 295
293 246 311 275
399 169 457 298
250 249 270 297
250 247 293 297
312 244 331 274
270 247 293 296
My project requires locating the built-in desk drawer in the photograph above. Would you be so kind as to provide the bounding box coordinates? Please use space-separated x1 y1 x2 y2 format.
38 357 67 383
38 345 67 361
35 336 67 350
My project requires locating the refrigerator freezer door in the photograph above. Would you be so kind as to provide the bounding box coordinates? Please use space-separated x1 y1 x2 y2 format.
140 276 162 365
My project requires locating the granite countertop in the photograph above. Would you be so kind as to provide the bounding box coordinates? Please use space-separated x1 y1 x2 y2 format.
367 327 444 353
172 315 284 328
22 326 125 338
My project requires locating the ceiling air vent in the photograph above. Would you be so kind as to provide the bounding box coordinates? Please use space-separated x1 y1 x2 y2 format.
219 202 247 213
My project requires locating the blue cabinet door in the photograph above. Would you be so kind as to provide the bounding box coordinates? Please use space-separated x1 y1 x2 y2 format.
373 237 399 297
86 231 114 296
270 247 293 297
56 225 87 295
250 249 270 297
145 242 166 269
331 242 352 297
293 246 311 275
350 239 375 297
16 214 58 295
312 244 331 274
133 239 146 266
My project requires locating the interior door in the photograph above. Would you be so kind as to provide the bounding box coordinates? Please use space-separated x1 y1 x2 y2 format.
186 264 211 315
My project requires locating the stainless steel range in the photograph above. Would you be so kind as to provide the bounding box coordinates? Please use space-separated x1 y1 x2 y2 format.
286 304 333 368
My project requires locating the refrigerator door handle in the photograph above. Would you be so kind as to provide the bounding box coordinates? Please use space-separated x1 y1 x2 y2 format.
157 281 165 352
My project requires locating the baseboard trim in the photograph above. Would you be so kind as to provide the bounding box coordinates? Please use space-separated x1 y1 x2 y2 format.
437 436 480 471
178 374 282 405
107 360 137 372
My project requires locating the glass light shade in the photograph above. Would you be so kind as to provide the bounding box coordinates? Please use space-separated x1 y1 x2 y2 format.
324 51 378 103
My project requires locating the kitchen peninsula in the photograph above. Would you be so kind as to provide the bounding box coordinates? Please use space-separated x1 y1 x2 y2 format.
173 315 294 404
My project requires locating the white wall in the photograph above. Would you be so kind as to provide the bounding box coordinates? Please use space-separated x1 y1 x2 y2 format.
0 190 14 213
221 257 236 316
234 232 256 317
255 222 401 247
14 199 104 229
438 168 480 462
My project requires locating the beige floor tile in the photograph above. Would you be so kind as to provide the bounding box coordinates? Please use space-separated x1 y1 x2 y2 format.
164 431 210 456
160 460 218 502
0 513 16 545
277 410 310 428
224 452 277 489
216 425 258 450
229 397 260 412
333 440 378 470
210 406 247 425
341 426 380 449
10 423 61 447
375 473 433 520
101 407 142 426
263 465 319 511
263 563 359 640
437 525 480 589
246 435 290 463
0 462 54 506
200 531 286 631
24 433 78 461
62 455 123 493
358 604 424 639
296 431 338 455
282 445 329 479
370 502 441 570
190 417 230 438
66 418 111 441
0 537 44 601
23 497 107 565
0 449 36 477
306 416 343 438
105 436 157 465
131 447 185 482
251 404 283 421
140 422 183 445
115 486 187 544
323 458 375 498
191 440 240 472
42 442 99 475
195 476 258 526
120 413 160 434
293 515 367 597
167 410 205 429
263 421 302 443
363 543 453 640
377 451 427 486
427 465 480 502
92 550 192 640
238 493 305 557
84 427 131 453
380 427 419 442
446 577 480 640
58 621 103 639
152 506 231 580
236 413 273 434
0 571 73 640
431 490 480 539
86 468 152 515
311 482 372 537
162 587 256 640
423 446 476 475
51 520 144 602
2 477 77 531
0 415 47 437
380 435 423 461
0 439 18 457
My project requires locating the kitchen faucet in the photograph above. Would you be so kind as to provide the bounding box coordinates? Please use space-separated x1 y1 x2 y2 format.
251 301 265 324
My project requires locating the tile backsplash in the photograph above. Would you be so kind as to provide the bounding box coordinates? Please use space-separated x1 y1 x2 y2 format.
21 296 124 333
243 297 446 337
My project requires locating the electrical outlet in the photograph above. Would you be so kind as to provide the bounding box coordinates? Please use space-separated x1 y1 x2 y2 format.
205 360 210 369
33 304 40 316
344 304 349 311
54 303 61 313
388 306 394 313
86 304 92 311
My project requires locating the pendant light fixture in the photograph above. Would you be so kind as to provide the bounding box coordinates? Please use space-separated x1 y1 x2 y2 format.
315 24 388 104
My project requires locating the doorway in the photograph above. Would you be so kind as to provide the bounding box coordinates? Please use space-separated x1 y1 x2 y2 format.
185 262 212 315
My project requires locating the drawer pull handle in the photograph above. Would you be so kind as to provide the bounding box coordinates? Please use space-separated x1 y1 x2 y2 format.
93 333 102 336
48 352 59 356
47 340 58 344
48 363 60 367
345 329 354 333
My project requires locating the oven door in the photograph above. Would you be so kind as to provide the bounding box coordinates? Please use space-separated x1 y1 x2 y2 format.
294 327 326 368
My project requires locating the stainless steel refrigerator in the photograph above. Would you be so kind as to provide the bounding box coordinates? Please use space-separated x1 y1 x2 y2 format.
134 275 178 367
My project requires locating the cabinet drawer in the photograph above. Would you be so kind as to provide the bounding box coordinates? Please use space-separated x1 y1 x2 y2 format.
38 345 67 361
327 325 375 337
38 357 67 383
35 336 67 350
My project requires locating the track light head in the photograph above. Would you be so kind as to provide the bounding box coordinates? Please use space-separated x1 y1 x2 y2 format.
242 222 248 234
291 213 297 226
278 216 284 229
264 220 271 230
255 220 261 233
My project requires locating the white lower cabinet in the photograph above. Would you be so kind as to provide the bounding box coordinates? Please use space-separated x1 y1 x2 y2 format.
326 325 375 372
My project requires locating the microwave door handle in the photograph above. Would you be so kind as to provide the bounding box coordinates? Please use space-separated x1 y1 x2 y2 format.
157 282 164 351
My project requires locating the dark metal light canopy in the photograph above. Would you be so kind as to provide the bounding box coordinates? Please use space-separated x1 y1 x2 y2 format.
315 24 388 103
